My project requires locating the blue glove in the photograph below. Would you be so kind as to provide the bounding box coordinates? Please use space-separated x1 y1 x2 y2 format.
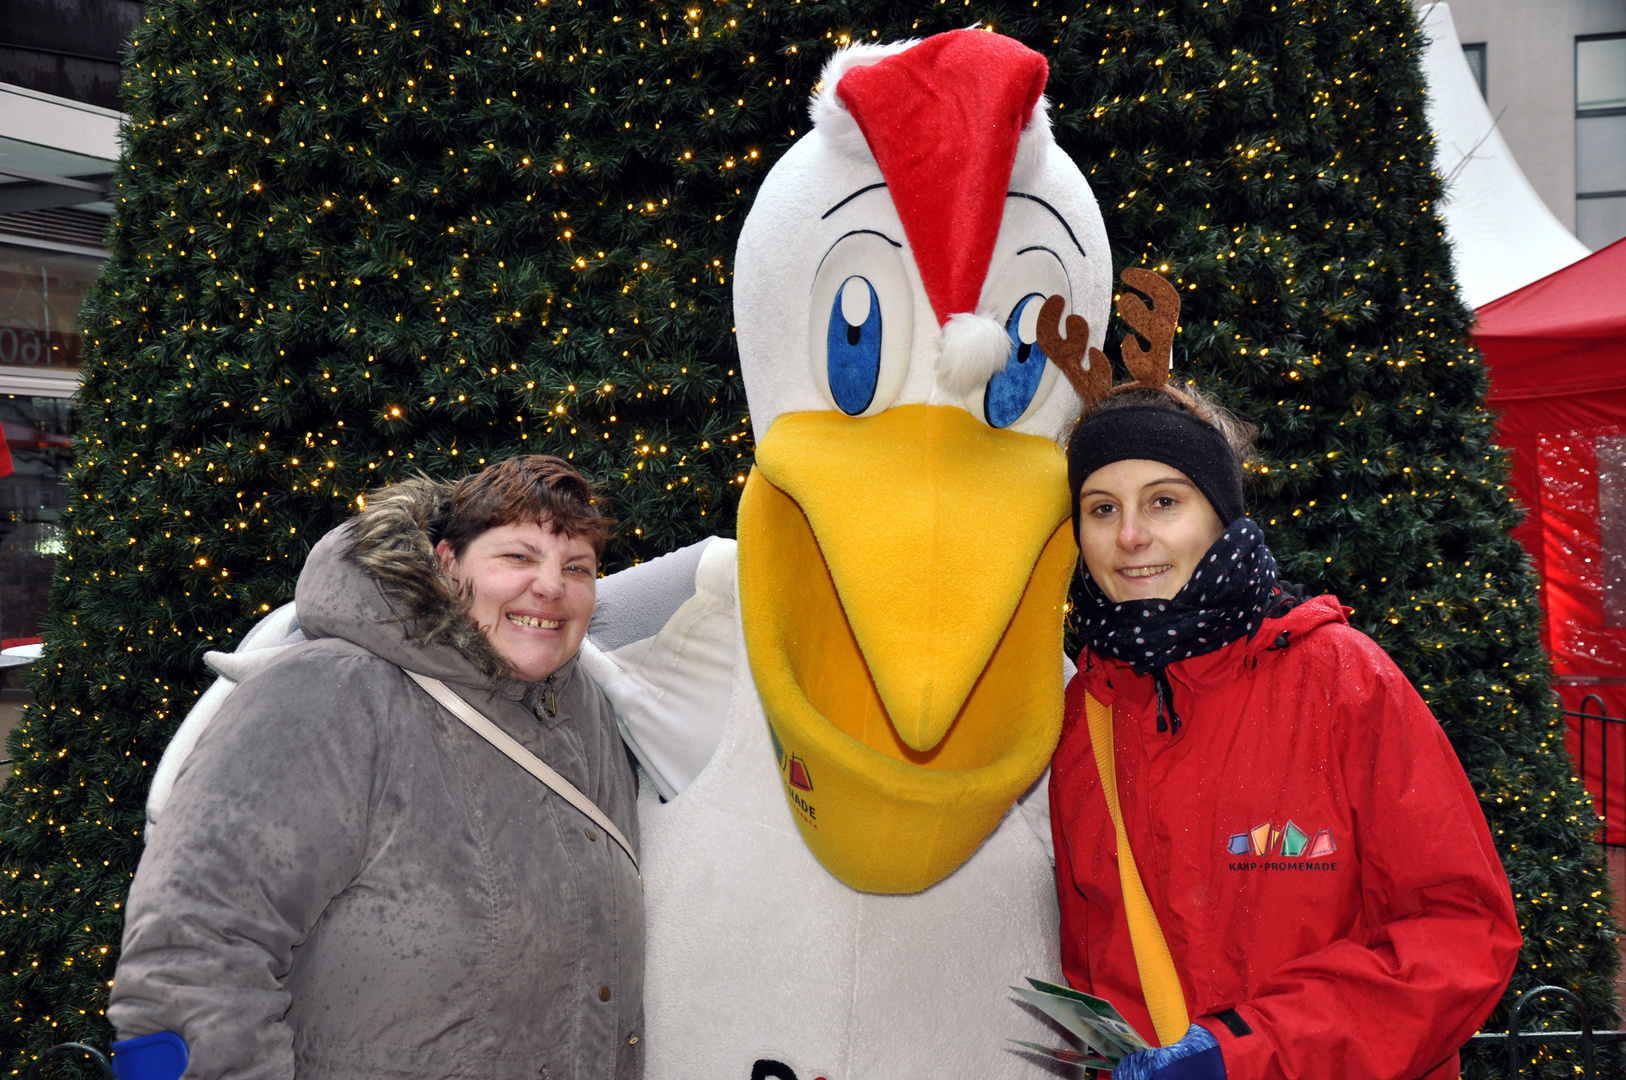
111 1032 188 1080
1113 1023 1223 1080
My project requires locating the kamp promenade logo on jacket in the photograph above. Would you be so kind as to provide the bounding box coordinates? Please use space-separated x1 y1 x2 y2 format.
1225 820 1337 870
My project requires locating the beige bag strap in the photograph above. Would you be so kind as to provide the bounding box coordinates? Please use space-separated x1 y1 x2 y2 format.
1085 691 1190 1047
404 669 639 874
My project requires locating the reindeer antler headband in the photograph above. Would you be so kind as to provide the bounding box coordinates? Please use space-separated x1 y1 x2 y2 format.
1035 267 1181 409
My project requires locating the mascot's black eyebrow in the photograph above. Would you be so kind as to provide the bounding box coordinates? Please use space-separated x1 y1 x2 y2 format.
1006 191 1088 260
814 229 904 279
1015 244 1074 294
822 183 888 219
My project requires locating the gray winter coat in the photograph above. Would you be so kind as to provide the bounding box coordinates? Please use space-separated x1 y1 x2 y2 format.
109 481 643 1080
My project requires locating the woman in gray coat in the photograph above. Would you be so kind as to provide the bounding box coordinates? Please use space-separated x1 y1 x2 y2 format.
108 455 642 1080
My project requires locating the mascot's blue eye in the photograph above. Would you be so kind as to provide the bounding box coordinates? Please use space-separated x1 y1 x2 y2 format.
984 293 1049 428
827 276 883 415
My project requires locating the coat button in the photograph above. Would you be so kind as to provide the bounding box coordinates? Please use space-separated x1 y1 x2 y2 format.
599 986 612 1002
628 1035 639 1046
585 828 599 842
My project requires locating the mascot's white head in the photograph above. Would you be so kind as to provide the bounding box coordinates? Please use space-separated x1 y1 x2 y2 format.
737 28 1111 438
732 30 1113 894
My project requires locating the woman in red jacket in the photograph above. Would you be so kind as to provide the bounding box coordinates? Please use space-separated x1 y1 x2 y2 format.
1051 381 1521 1080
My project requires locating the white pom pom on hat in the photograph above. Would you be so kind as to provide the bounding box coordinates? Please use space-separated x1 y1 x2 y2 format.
938 312 1012 397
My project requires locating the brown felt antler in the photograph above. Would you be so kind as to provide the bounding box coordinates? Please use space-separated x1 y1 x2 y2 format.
1116 268 1180 387
1036 294 1112 408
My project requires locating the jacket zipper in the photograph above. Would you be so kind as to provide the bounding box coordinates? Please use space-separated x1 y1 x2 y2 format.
1151 667 1181 736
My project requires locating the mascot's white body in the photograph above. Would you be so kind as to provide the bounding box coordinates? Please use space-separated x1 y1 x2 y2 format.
150 30 1115 1080
583 540 1066 1080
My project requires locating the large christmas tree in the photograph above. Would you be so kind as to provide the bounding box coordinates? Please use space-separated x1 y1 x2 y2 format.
1 0 1612 1075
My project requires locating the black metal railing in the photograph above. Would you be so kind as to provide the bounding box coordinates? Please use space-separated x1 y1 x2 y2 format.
1567 692 1626 846
1468 985 1626 1078
1481 693 1626 1074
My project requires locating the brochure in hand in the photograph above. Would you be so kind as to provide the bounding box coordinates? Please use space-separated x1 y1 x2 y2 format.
1010 977 1152 1070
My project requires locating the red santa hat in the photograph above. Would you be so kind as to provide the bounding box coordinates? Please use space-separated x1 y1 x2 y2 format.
834 30 1049 328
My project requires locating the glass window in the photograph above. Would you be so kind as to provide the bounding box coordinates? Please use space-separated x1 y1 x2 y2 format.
0 242 93 644
0 394 76 643
1577 114 1626 194
1462 43 1487 101
1578 35 1626 111
1578 197 1626 251
1576 35 1626 250
0 244 98 371
1598 435 1626 627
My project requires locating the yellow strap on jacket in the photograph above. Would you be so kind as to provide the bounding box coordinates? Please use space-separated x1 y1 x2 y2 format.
1085 691 1190 1047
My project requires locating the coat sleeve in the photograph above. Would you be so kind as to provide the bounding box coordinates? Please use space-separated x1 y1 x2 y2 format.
108 650 385 1080
1202 633 1521 1080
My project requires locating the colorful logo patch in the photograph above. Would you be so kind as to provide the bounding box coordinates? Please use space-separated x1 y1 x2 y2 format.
787 755 814 792
769 730 818 826
1226 820 1335 859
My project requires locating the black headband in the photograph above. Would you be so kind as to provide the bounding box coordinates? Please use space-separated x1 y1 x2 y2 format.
1067 405 1246 536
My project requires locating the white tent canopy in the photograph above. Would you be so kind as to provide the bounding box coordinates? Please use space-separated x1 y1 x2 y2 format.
1419 2 1590 309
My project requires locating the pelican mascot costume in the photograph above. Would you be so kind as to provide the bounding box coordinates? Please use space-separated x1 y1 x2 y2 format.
148 28 1137 1080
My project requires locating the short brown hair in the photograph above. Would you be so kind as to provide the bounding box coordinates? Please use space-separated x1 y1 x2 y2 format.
435 455 615 561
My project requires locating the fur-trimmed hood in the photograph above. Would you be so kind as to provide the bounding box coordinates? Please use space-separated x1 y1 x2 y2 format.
295 477 522 688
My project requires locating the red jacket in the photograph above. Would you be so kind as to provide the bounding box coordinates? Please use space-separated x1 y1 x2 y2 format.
1050 595 1520 1080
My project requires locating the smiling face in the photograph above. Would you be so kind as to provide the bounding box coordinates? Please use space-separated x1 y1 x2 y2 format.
435 522 596 683
1076 459 1226 603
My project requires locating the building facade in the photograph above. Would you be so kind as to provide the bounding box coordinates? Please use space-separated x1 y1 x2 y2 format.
1440 0 1626 251
0 0 136 644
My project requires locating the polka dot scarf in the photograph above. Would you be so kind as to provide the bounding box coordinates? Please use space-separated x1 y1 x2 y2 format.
1074 517 1280 677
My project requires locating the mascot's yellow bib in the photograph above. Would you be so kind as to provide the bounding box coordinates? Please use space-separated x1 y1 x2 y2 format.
738 405 1075 893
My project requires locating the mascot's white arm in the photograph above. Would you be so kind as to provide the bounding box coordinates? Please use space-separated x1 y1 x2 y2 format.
145 602 306 832
579 537 739 802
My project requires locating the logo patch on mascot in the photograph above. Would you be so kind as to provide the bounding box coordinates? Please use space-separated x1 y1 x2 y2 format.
772 728 819 824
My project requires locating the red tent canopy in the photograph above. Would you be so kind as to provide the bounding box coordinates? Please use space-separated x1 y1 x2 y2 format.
1480 236 1626 571
1478 235 1626 394
1478 237 1626 838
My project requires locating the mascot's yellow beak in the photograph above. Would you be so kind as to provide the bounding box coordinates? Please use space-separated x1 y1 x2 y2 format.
738 404 1076 893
